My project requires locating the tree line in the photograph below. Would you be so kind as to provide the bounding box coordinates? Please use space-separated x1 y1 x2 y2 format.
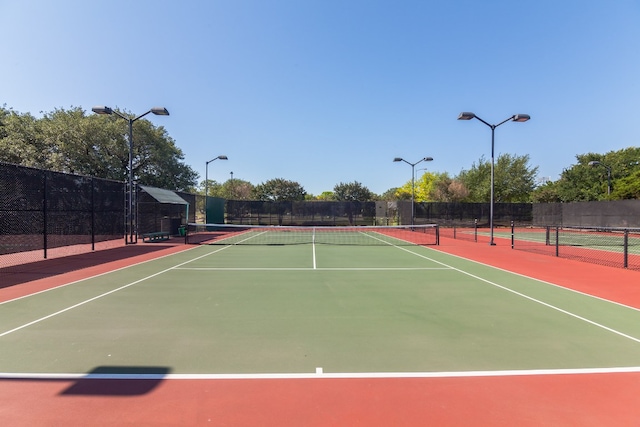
2 106 638 202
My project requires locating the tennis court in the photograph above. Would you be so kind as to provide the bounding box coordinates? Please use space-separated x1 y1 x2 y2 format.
2 225 640 425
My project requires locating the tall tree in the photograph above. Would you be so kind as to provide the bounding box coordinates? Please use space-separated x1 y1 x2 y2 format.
0 107 46 167
253 178 307 201
611 169 640 199
0 106 199 191
333 181 374 201
394 171 436 202
551 149 640 202
221 178 254 200
457 154 538 202
430 172 469 202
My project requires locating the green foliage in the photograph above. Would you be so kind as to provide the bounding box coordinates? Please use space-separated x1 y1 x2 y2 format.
0 106 198 191
457 154 537 202
611 169 640 199
379 187 399 201
548 148 640 202
316 191 335 201
0 107 46 167
494 153 539 202
333 181 374 201
221 179 254 200
457 158 490 202
395 171 437 202
253 178 307 201
200 179 224 197
429 172 469 202
4 104 638 202
530 181 562 203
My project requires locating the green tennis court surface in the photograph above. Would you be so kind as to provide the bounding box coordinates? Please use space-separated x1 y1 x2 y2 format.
2 234 640 377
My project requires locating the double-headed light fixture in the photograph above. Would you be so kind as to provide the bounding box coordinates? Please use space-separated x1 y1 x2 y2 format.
458 112 530 245
92 106 170 244
393 156 434 226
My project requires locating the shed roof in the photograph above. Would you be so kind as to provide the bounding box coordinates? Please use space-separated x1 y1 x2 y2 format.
139 185 188 205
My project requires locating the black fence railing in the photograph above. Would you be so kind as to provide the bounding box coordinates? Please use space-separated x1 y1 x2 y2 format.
0 162 125 259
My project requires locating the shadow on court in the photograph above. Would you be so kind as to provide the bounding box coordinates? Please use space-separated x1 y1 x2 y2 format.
60 366 172 396
0 244 180 289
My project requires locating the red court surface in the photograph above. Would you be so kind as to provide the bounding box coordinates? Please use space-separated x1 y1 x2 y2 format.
2 236 640 426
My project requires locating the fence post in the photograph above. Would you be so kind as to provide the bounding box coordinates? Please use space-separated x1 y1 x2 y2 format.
545 226 550 246
43 172 48 259
555 226 560 257
91 177 96 251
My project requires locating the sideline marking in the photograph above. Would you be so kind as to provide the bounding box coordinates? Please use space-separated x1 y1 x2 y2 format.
0 244 235 338
3 366 640 380
432 246 640 313
391 244 640 345
0 244 202 305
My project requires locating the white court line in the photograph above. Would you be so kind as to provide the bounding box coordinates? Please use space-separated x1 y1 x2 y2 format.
388 244 640 345
431 247 640 313
3 366 640 380
0 244 235 338
174 267 451 271
312 237 317 269
0 244 202 306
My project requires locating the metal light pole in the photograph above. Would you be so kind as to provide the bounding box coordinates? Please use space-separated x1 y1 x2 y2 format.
92 106 169 244
458 112 530 245
393 157 434 226
205 155 228 223
588 160 612 195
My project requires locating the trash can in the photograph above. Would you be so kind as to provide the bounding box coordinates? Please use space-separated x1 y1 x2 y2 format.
178 226 186 237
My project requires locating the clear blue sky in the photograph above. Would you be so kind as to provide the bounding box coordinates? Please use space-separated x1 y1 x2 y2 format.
2 0 639 196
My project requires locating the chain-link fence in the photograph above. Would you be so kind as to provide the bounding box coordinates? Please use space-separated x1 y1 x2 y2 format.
0 162 125 259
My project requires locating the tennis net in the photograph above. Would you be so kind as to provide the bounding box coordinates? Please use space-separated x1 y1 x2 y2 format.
186 223 439 246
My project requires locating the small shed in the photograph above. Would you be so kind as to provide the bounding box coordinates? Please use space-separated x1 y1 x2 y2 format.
138 185 189 236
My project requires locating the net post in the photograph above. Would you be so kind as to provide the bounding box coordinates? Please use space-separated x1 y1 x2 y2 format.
623 229 629 268
474 218 478 242
555 226 560 257
510 221 514 249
